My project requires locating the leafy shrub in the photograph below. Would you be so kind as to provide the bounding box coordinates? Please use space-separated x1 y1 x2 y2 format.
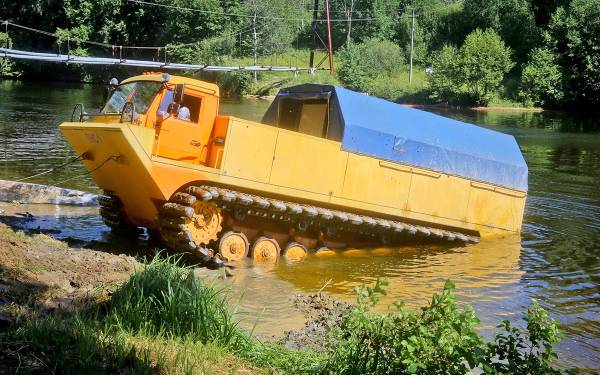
546 0 600 107
428 45 460 102
460 29 514 106
519 48 564 107
0 32 20 77
482 300 577 374
323 280 482 374
428 29 513 106
337 38 405 93
323 279 577 375
107 254 243 347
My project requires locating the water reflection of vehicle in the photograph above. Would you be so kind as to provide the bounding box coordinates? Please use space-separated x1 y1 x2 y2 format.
272 235 524 312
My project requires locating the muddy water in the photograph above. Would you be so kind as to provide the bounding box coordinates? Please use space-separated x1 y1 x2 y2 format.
1 80 599 370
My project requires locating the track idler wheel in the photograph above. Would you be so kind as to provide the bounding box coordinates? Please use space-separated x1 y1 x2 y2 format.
282 242 308 261
250 236 280 261
99 191 135 234
218 231 249 261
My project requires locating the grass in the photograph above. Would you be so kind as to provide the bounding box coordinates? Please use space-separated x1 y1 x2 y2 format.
9 254 319 374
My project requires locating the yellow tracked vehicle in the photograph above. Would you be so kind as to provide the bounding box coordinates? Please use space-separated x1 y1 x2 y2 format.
60 73 528 268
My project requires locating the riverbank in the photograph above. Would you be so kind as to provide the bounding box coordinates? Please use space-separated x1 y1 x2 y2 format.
0 222 334 374
0 221 583 374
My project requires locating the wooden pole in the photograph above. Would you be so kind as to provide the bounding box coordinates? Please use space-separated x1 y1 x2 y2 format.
309 0 319 69
325 0 334 75
409 9 415 84
252 2 258 82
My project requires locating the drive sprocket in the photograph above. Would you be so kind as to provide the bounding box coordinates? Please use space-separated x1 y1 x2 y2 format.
184 200 223 245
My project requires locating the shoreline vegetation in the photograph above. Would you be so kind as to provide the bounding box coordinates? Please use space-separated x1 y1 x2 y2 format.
0 223 580 374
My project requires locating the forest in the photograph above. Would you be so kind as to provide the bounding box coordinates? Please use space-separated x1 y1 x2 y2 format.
0 0 599 109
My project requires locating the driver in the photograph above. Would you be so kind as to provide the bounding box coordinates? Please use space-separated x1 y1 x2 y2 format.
177 106 191 121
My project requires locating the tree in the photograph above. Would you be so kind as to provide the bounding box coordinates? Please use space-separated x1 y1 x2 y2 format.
428 45 460 102
546 0 600 108
519 48 563 107
462 0 539 65
427 29 513 106
460 29 513 105
337 38 404 93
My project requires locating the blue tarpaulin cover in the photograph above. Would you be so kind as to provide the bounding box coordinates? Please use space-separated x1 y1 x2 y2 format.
263 85 528 192
336 87 528 192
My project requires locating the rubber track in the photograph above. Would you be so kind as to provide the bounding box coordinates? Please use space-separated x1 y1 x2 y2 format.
98 192 131 232
188 185 479 244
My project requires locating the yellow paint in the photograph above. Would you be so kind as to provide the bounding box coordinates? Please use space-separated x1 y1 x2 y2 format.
59 74 527 238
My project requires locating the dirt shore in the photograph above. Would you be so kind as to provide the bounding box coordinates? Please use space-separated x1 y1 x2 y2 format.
0 221 348 351
0 223 138 323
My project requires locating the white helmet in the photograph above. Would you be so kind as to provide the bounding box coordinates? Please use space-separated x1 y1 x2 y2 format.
178 106 191 121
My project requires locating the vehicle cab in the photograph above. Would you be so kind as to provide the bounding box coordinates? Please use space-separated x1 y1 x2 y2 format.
95 73 223 166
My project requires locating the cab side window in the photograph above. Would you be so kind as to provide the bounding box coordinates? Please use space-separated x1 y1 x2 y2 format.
157 89 202 123
178 94 201 123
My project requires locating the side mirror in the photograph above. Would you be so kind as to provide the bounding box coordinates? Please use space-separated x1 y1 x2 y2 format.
174 84 184 104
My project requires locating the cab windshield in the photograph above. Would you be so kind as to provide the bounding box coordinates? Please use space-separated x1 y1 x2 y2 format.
102 81 162 115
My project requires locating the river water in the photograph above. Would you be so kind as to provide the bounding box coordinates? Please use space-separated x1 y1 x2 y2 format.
0 80 598 371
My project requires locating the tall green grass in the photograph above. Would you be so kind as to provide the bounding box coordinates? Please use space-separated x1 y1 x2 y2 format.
106 255 243 347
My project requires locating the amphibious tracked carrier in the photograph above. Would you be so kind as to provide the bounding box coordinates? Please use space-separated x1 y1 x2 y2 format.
60 73 528 267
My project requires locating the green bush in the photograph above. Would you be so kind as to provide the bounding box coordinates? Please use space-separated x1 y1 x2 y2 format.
107 254 243 347
323 279 576 375
337 38 405 93
546 0 600 107
323 280 482 374
428 29 513 106
519 48 564 107
459 29 514 106
0 32 20 78
482 300 577 374
428 45 460 103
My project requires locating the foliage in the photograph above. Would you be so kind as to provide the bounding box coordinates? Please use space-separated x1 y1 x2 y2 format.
545 0 600 107
462 0 539 65
107 254 244 347
482 300 577 374
428 29 513 106
337 38 404 93
0 32 20 77
428 45 460 102
323 279 483 374
460 29 514 105
519 48 564 107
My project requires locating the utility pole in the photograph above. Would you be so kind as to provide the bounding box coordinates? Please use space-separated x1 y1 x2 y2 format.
409 9 415 84
325 0 334 75
309 0 319 69
252 1 258 82
346 0 354 46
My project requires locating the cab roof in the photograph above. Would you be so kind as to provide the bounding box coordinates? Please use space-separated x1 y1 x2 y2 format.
121 73 220 96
